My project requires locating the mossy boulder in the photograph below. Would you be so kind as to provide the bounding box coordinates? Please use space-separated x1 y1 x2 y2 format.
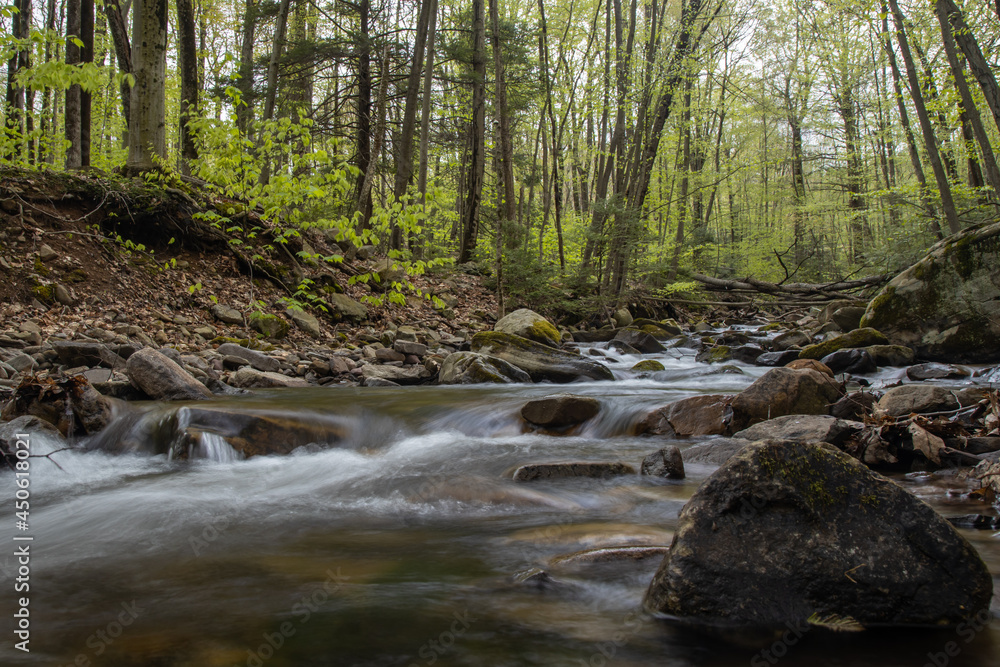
798 327 888 360
325 293 369 322
471 331 614 383
695 345 732 364
644 441 993 626
631 359 665 372
438 352 531 384
248 312 290 340
861 221 1000 362
494 308 561 348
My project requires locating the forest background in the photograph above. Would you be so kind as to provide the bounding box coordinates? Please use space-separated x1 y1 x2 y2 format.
2 0 999 317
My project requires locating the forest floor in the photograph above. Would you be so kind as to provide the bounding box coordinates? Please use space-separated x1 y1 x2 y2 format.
0 167 503 353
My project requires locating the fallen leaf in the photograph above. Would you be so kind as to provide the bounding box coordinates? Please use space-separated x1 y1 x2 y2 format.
908 421 946 465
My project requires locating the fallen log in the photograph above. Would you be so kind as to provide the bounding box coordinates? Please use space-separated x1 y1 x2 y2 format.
686 272 889 298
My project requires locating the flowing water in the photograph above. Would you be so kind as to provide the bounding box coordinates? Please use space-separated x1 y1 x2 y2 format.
2 340 999 666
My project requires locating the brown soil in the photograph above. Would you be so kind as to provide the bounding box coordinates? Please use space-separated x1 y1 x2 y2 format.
0 167 498 349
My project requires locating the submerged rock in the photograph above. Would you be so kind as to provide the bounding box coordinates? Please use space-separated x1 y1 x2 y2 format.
471 332 614 383
644 441 993 627
494 308 561 348
511 461 636 481
439 351 531 384
521 394 600 428
861 221 1000 363
640 446 685 479
613 328 666 354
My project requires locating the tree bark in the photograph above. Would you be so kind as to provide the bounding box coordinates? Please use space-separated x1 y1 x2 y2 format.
176 0 199 174
458 0 486 264
880 10 935 220
5 0 32 161
258 0 292 185
390 0 434 249
887 0 960 235
236 0 256 134
65 0 82 169
416 0 438 206
490 0 516 227
126 0 169 173
103 0 132 130
353 0 373 224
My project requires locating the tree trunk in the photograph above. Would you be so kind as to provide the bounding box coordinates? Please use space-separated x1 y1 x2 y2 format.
80 0 93 167
258 0 292 185
5 0 32 161
490 0 516 228
880 10 935 220
416 0 438 206
176 0 199 174
126 0 169 173
103 0 132 130
65 0 82 169
537 0 566 271
353 0 373 225
935 0 1000 198
936 0 1000 136
236 0 256 134
887 0 960 235
458 0 486 265
390 0 434 249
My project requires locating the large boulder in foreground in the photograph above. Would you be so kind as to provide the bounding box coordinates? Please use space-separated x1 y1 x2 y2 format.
730 368 841 431
494 308 561 348
471 332 614 383
644 441 993 627
861 221 1000 362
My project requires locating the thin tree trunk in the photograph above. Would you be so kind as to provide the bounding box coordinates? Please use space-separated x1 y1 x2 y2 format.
236 0 256 134
258 0 292 185
937 0 1000 135
356 46 390 214
887 0 960 235
354 0 373 225
80 0 93 167
458 0 486 264
416 0 438 206
65 0 82 168
176 0 199 174
537 0 565 270
390 0 434 249
490 0 516 228
935 0 1000 198
880 10 935 220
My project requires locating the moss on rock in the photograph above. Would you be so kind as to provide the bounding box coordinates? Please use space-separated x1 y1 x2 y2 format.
798 328 888 360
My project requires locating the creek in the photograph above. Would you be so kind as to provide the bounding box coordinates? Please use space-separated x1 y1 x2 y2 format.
3 338 999 666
